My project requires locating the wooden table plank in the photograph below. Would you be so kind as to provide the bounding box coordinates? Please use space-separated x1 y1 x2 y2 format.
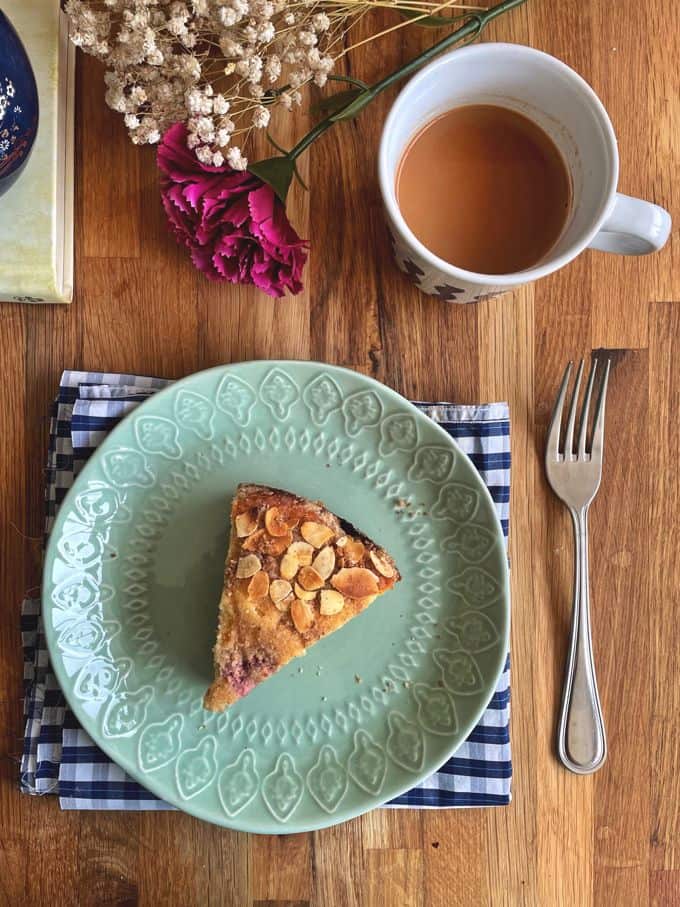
0 0 678 904
649 303 680 878
591 350 650 907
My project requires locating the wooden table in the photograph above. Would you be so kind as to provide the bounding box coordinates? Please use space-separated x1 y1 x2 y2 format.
1 0 678 903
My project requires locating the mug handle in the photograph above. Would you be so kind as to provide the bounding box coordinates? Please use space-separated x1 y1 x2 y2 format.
588 192 672 255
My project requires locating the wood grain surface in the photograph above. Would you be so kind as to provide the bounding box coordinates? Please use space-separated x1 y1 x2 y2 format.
1 0 679 904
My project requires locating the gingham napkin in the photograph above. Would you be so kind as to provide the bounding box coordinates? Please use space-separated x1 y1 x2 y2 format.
21 370 511 810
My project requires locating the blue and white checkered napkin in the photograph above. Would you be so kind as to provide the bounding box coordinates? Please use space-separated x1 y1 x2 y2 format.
21 369 511 810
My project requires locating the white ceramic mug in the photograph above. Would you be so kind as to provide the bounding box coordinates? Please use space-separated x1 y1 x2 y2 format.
378 43 672 303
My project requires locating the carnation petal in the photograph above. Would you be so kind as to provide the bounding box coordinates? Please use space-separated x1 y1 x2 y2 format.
247 184 276 226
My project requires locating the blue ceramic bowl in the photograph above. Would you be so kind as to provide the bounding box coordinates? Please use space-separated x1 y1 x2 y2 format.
0 10 39 197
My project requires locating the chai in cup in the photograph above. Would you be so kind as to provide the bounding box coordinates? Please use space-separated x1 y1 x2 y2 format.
395 104 572 275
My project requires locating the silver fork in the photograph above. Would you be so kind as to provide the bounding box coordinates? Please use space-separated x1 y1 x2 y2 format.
545 356 611 774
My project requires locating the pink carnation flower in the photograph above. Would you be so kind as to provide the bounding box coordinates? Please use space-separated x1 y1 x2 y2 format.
158 123 307 297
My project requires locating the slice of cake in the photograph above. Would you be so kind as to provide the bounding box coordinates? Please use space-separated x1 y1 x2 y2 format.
204 484 401 712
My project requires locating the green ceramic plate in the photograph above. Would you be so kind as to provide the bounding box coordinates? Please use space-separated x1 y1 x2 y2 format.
43 361 508 832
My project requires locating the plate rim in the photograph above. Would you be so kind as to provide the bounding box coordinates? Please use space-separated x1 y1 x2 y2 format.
42 360 510 832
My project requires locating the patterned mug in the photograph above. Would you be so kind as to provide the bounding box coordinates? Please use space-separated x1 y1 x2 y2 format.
378 43 671 303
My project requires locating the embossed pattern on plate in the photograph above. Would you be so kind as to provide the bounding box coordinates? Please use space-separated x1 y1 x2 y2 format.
43 362 509 833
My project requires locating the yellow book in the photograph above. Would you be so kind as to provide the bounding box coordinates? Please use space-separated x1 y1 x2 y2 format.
0 2 75 304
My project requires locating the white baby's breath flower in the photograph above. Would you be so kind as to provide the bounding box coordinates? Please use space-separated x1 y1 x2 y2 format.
236 55 263 84
298 30 317 47
264 54 281 83
196 144 213 164
105 85 127 112
289 69 310 89
226 146 247 170
195 115 215 142
213 93 230 115
186 88 202 113
252 105 270 128
129 85 147 104
167 17 189 37
212 150 224 166
231 0 249 17
219 36 243 58
257 22 275 43
179 55 201 81
218 7 238 27
312 12 330 31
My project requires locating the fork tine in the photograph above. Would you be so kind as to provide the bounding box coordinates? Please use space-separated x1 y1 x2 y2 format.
563 359 584 460
577 358 598 459
589 357 611 460
546 362 572 461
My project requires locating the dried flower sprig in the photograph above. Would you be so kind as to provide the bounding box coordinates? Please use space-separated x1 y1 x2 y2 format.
156 0 526 298
65 0 480 169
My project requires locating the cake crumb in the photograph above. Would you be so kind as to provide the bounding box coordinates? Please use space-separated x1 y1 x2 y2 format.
354 674 362 684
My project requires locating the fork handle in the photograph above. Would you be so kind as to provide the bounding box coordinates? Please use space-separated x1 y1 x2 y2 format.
557 507 607 774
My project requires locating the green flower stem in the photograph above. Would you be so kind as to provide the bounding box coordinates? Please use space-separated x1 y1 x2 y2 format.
287 0 527 161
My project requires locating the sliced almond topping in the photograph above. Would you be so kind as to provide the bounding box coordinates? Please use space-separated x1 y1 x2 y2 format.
270 579 293 604
300 521 335 548
312 546 335 581
298 565 325 591
243 529 292 556
273 596 292 613
331 567 379 599
265 532 293 556
247 570 270 599
287 541 314 566
265 506 299 538
294 582 317 602
241 529 265 552
369 550 395 578
280 553 299 581
320 589 345 616
291 598 314 633
336 535 348 548
343 538 366 564
235 508 259 537
236 554 261 578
